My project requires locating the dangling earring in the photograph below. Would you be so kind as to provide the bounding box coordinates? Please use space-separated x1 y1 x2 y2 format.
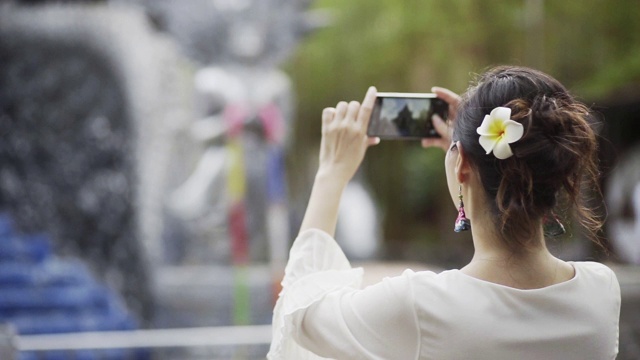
543 212 566 237
454 184 471 232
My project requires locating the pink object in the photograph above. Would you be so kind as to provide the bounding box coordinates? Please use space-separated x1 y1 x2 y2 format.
259 103 285 144
224 104 248 138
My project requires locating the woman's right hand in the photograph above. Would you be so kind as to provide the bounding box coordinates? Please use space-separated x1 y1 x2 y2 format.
421 86 461 152
317 86 379 185
299 87 378 236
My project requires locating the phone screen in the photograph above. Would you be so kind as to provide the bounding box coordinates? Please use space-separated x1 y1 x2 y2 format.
367 93 448 139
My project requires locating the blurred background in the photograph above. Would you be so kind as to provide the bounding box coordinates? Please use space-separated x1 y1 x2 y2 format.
0 0 639 359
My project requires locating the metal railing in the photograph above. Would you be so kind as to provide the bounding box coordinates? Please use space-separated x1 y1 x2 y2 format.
1 324 272 359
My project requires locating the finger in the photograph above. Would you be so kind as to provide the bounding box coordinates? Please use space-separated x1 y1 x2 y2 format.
367 137 380 146
345 101 360 122
432 114 450 137
334 101 349 121
322 107 336 125
421 138 449 151
431 86 461 107
421 137 447 147
357 86 377 130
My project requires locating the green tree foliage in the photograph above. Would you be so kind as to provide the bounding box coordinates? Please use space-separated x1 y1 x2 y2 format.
286 0 640 258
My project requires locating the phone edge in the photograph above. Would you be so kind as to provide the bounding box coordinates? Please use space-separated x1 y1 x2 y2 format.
376 92 438 98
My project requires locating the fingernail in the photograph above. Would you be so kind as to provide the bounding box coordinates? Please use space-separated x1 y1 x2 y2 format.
431 87 437 92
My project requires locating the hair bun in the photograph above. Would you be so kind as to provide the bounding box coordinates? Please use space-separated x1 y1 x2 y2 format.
454 66 603 251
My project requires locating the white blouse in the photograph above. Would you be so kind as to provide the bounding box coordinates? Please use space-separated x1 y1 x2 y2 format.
268 229 621 360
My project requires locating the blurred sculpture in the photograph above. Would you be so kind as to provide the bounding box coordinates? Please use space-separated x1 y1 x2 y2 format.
132 0 329 268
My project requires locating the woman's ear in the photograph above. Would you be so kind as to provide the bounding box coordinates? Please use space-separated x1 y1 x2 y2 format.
455 141 471 184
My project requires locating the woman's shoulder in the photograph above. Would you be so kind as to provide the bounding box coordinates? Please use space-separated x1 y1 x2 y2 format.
372 268 450 294
405 262 619 296
570 261 617 279
570 261 620 289
394 268 469 293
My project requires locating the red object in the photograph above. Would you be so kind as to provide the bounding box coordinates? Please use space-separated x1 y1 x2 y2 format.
229 202 249 264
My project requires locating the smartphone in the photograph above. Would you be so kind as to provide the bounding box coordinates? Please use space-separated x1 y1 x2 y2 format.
367 92 448 139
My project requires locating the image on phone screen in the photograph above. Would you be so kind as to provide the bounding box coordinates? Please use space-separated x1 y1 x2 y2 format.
367 93 448 139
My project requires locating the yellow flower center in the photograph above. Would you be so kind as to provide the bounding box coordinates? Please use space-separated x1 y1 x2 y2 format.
488 119 507 139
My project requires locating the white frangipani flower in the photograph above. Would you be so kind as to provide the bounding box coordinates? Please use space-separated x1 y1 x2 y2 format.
476 107 524 159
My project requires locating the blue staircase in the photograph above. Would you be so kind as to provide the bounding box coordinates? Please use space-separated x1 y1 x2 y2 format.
0 213 147 359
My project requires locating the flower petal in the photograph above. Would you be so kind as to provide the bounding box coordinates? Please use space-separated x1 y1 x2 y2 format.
478 134 498 154
503 120 524 143
491 107 512 122
493 138 514 159
476 115 495 135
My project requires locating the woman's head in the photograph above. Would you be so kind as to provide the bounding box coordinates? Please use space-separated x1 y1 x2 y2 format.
448 66 602 251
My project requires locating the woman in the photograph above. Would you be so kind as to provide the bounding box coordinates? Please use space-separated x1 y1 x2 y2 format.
268 66 621 360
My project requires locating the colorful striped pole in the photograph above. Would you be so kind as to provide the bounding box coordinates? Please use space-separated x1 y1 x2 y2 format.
224 105 251 327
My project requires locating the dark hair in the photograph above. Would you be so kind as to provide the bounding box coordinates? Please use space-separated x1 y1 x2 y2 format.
454 66 603 252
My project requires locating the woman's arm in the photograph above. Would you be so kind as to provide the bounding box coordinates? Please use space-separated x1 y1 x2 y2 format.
270 88 419 360
295 269 420 360
299 86 379 236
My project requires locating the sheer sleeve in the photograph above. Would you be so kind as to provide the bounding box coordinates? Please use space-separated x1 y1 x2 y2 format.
268 229 420 360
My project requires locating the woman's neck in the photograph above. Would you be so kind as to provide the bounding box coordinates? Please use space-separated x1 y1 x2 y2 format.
461 210 574 289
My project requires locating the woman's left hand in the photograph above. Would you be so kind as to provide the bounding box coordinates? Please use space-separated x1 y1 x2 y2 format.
318 86 380 185
421 86 460 152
